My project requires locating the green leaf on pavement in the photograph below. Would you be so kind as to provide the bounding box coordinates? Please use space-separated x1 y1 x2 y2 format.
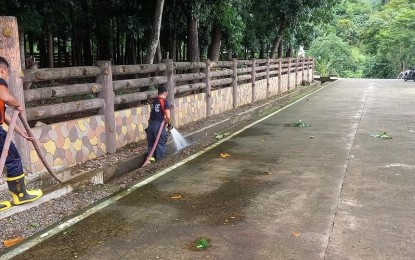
214 132 230 140
195 238 209 249
369 132 392 139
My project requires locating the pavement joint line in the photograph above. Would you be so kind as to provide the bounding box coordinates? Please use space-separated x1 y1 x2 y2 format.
1 80 337 260
323 85 370 260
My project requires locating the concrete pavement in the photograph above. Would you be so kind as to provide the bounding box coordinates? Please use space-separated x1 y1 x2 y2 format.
5 79 415 260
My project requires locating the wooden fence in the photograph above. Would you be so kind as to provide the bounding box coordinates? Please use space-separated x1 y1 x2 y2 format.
23 57 314 120
19 57 314 172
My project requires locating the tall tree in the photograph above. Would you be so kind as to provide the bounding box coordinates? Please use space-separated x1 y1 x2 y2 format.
146 0 165 64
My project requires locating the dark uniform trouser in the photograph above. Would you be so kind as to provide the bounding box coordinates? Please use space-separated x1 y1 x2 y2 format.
147 120 168 160
0 126 23 177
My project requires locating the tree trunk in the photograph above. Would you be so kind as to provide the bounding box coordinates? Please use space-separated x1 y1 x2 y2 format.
63 36 70 67
72 24 82 66
207 21 222 61
146 0 165 64
286 44 292 58
28 33 34 55
57 37 62 67
84 31 93 65
259 43 265 59
137 37 142 64
97 17 112 60
187 13 200 62
125 34 131 64
47 29 54 68
278 38 283 58
39 37 47 68
18 25 25 69
270 16 287 59
182 40 186 61
171 28 177 61
156 42 162 63
116 18 120 64
131 38 137 64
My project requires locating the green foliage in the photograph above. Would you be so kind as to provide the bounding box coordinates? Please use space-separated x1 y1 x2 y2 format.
308 34 357 77
306 0 415 78
360 0 415 77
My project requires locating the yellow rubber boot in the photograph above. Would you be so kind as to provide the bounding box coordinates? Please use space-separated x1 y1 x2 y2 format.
0 201 11 211
7 174 43 205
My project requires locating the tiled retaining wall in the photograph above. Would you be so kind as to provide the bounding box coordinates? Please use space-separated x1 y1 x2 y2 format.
281 74 289 93
175 93 206 127
290 73 297 89
30 116 107 172
269 77 279 96
211 87 233 115
237 83 253 107
114 107 149 149
256 79 268 101
29 68 314 172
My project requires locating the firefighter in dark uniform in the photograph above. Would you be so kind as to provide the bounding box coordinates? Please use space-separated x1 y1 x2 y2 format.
0 56 42 211
147 86 173 162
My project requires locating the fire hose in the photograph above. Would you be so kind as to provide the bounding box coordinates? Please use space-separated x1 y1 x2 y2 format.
0 110 63 183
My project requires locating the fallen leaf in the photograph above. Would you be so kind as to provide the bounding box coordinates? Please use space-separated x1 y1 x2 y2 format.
291 231 301 238
4 237 24 247
170 195 182 199
214 132 231 140
220 153 231 158
195 238 209 249
369 132 392 139
29 222 39 228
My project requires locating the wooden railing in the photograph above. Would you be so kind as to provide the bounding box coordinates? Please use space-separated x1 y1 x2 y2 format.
22 57 314 122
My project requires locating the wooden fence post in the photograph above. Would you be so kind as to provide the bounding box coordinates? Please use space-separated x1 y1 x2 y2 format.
287 58 291 91
164 59 175 125
96 61 116 154
266 58 270 98
278 58 282 94
312 57 315 82
295 57 299 88
204 59 212 117
0 16 30 170
302 57 305 83
251 58 256 102
232 58 238 108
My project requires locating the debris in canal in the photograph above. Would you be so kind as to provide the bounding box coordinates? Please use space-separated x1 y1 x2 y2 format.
3 237 24 247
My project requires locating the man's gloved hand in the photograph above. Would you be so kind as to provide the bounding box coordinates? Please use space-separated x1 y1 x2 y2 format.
167 122 173 130
165 118 173 130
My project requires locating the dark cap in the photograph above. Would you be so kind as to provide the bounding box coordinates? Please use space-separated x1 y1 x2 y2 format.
158 86 168 94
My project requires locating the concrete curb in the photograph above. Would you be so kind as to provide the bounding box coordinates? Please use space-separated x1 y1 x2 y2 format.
0 81 323 219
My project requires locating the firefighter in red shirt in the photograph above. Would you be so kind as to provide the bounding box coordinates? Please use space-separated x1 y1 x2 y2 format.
0 56 42 211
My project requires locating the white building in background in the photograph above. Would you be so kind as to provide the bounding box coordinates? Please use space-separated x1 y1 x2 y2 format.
298 45 305 58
